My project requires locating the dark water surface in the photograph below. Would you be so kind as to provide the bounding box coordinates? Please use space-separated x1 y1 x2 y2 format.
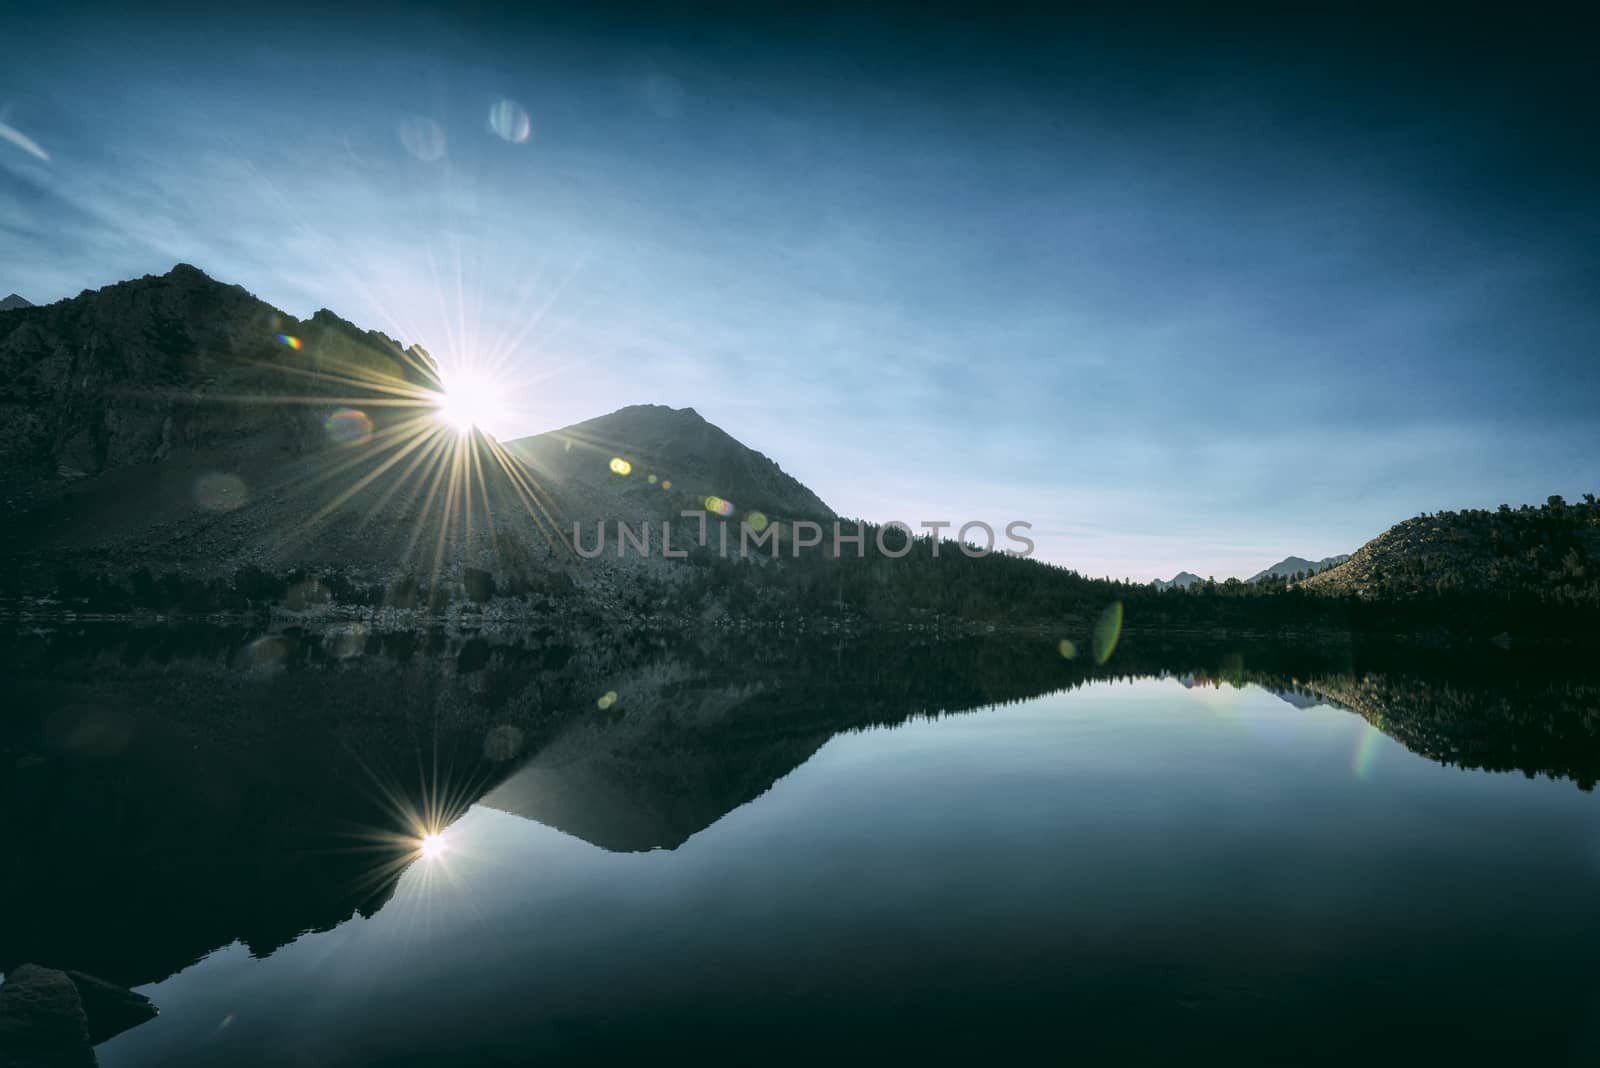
5 625 1600 1064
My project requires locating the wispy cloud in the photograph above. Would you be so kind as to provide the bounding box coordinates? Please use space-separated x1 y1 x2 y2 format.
0 121 49 162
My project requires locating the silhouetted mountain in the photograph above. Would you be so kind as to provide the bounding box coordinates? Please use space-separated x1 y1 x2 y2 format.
0 266 597 593
1248 554 1349 582
1 267 845 602
0 293 32 311
0 264 439 485
1153 571 1203 591
506 404 833 525
1303 497 1600 602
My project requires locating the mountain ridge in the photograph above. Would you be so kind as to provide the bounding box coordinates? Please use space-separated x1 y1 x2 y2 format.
506 403 834 524
1302 498 1600 601
6 266 1596 625
0 265 835 598
1248 554 1350 583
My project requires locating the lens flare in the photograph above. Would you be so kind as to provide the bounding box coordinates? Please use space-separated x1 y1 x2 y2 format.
746 510 769 532
243 635 292 672
609 457 633 476
324 407 373 446
1058 638 1077 660
398 116 446 161
194 472 248 512
275 333 303 351
488 99 532 143
1092 601 1124 665
705 495 734 517
597 690 618 710
1351 721 1385 779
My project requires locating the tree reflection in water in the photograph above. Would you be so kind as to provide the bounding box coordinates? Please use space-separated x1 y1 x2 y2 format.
3 623 1597 990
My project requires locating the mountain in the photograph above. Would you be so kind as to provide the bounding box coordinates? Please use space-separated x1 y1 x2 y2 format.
1155 556 1349 589
1 263 440 489
0 265 839 601
1248 554 1350 583
1269 688 1330 710
506 403 834 526
0 264 541 589
1302 497 1600 601
11 266 1594 628
0 293 33 311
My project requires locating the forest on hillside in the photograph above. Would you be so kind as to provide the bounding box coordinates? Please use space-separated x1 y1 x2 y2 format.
19 503 1600 646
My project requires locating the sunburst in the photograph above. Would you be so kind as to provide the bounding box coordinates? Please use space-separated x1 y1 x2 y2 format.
433 369 504 436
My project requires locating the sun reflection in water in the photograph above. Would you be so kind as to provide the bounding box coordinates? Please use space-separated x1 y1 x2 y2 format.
417 830 449 861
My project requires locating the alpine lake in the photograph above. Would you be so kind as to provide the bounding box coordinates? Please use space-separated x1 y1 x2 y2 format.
6 620 1599 1065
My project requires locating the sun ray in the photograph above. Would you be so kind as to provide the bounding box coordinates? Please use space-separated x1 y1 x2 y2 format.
357 427 458 535
402 430 460 567
300 422 451 531
484 437 569 553
226 140 432 351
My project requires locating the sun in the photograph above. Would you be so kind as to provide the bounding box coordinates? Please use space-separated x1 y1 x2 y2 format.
417 830 448 861
434 370 503 435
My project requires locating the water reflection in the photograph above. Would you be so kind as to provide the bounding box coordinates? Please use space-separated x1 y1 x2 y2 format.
3 624 1599 1061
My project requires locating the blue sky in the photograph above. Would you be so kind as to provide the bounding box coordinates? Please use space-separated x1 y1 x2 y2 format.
3 7 1596 580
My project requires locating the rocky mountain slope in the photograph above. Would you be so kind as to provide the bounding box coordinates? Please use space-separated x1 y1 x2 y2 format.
0 266 840 602
0 293 32 311
1302 497 1600 602
0 265 555 589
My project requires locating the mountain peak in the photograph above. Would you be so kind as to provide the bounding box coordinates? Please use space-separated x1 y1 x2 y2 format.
0 293 33 311
507 403 833 520
613 403 704 422
1248 554 1350 583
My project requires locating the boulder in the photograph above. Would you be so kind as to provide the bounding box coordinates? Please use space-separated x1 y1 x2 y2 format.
0 964 95 1067
63 972 158 1045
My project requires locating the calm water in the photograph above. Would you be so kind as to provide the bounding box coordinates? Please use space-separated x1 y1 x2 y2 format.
6 627 1600 1064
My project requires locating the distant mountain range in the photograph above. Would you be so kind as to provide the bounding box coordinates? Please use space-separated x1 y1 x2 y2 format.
0 293 33 311
1153 555 1350 590
1248 555 1351 582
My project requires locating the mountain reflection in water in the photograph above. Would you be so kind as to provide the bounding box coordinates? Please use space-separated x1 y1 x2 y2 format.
3 625 1599 1062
